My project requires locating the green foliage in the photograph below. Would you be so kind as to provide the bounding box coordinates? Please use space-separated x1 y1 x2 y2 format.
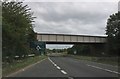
67 44 91 56
106 12 120 56
2 2 36 62
49 49 67 53
3 56 47 76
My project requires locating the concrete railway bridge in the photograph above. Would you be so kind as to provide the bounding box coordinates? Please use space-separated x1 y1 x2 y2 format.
36 33 107 56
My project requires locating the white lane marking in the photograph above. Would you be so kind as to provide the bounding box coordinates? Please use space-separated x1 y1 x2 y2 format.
48 57 67 75
61 70 67 74
54 64 57 66
56 66 61 70
87 64 120 75
48 57 55 64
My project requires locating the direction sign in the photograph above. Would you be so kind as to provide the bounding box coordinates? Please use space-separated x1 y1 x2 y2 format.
36 45 41 50
30 41 46 55
30 41 46 49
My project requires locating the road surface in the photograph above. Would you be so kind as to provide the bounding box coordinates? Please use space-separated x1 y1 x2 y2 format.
4 56 119 79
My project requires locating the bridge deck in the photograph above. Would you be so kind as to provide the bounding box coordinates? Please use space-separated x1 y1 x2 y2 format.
37 33 106 44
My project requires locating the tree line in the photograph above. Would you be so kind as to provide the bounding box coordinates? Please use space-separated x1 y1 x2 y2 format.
68 12 120 57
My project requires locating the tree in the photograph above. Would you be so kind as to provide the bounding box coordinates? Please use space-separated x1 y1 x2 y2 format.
67 44 91 56
106 12 120 56
2 1 35 62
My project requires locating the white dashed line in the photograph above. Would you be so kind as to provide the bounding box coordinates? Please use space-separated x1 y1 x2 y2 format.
54 64 57 66
61 70 67 74
87 64 120 75
56 66 61 70
48 57 67 75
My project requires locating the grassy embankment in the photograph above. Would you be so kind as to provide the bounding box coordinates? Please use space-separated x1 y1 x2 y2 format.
2 55 47 76
67 55 119 66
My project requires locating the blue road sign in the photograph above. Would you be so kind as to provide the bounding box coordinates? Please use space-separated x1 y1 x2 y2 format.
30 41 46 55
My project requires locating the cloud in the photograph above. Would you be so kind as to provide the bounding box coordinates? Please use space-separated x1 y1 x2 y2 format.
24 2 117 36
118 1 120 11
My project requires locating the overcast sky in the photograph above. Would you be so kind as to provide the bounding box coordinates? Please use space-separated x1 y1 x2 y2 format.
23 1 118 49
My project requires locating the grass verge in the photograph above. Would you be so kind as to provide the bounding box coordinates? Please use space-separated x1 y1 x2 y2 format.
68 55 119 67
2 55 47 77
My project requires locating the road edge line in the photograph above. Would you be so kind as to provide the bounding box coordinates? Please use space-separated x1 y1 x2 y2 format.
6 57 48 77
87 64 120 75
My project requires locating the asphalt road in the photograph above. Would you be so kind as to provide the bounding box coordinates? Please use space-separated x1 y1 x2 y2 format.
7 56 119 78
